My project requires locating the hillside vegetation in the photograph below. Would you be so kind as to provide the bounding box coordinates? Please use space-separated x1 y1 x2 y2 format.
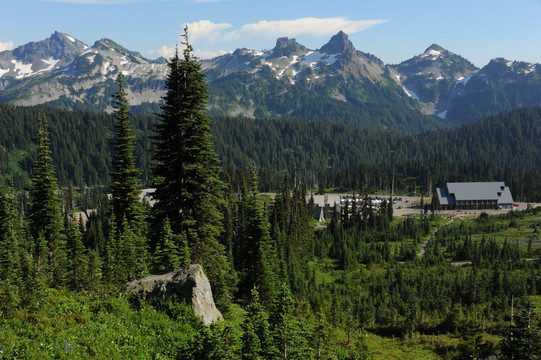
1 104 541 201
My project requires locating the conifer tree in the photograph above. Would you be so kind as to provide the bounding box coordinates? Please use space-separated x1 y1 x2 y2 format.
104 213 120 284
242 287 273 359
500 300 541 359
239 164 276 303
65 217 88 291
106 215 147 284
0 179 23 284
110 73 144 234
153 217 180 274
241 315 262 360
106 73 149 283
28 114 66 287
0 179 24 312
220 176 239 295
151 26 228 291
199 322 238 360
86 248 103 293
269 282 309 360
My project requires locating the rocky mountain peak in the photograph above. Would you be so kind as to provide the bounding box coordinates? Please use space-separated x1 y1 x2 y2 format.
10 31 86 63
424 43 445 53
319 30 354 54
92 38 127 53
268 37 308 58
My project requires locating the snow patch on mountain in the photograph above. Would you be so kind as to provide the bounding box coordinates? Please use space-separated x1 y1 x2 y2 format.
259 50 273 59
6 57 61 79
102 61 112 76
456 74 474 87
120 55 129 65
11 60 34 79
402 85 419 100
40 58 61 72
298 51 338 65
422 49 442 60
247 47 339 81
525 64 536 74
436 110 447 119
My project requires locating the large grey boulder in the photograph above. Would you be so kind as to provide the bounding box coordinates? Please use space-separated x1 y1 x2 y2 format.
124 264 223 325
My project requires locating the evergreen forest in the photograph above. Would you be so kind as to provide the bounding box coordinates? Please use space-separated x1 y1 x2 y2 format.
0 31 540 359
1 104 541 201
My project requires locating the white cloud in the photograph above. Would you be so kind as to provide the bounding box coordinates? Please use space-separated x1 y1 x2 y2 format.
186 20 233 43
194 49 229 59
148 17 389 60
188 17 389 45
0 41 15 51
147 44 228 60
147 45 176 58
232 17 389 40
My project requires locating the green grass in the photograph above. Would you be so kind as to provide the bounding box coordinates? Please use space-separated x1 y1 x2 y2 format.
0 289 202 359
365 332 442 360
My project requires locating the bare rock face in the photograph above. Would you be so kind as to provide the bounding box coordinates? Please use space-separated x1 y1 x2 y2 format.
124 264 223 325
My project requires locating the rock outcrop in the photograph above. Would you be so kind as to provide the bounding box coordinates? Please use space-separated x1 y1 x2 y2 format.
124 264 223 325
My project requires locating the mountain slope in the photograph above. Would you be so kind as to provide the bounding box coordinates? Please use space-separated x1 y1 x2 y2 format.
1 31 541 130
0 35 166 112
203 31 440 132
0 31 87 91
444 58 541 123
391 44 479 116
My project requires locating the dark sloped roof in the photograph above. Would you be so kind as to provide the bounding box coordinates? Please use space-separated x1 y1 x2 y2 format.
446 182 513 204
437 187 455 206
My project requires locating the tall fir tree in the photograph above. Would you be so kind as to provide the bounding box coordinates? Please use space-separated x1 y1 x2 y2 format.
65 217 88 291
153 217 180 274
500 300 541 360
269 282 310 360
239 163 277 304
110 73 144 234
0 179 23 284
28 114 67 287
106 73 148 283
151 26 228 293
241 287 274 360
0 179 24 312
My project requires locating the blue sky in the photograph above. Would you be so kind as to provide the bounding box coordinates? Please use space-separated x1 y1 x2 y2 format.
1 0 540 67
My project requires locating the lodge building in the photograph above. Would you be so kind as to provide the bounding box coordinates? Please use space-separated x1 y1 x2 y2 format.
436 182 514 210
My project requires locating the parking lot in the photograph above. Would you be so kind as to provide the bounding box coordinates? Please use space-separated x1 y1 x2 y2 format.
309 194 534 219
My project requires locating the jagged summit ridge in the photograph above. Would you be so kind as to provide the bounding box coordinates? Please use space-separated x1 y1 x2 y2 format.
0 31 87 82
267 37 308 59
1 30 541 127
391 43 479 116
319 30 354 54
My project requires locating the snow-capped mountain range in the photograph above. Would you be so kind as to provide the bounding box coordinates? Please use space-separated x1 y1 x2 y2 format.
1 31 540 129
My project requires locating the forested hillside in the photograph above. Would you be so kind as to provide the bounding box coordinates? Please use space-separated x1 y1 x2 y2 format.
1 104 541 201
0 103 153 189
214 107 541 200
1 164 541 358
